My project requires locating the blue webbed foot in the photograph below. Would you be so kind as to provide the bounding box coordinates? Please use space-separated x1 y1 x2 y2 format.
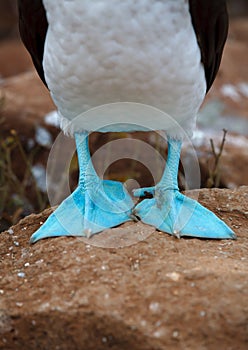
30 179 134 243
30 132 134 243
133 138 236 240
133 187 236 239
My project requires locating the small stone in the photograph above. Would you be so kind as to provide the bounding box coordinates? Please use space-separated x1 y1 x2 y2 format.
35 259 44 265
17 272 26 278
16 302 23 308
172 330 180 339
149 302 160 313
140 320 147 327
153 328 165 338
166 272 181 282
102 337 108 344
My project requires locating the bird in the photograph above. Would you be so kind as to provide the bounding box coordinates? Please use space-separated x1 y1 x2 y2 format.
18 0 236 243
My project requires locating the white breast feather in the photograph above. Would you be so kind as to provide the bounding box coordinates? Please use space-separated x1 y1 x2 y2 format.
42 0 206 138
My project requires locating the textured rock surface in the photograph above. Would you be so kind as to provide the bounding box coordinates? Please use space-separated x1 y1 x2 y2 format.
0 187 248 350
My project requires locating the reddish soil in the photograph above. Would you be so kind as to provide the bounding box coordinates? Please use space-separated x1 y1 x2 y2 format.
0 187 248 350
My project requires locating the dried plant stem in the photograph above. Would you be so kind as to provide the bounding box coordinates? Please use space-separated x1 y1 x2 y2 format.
13 132 45 211
207 129 227 188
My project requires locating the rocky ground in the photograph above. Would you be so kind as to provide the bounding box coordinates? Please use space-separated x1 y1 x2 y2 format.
0 187 248 350
0 6 248 350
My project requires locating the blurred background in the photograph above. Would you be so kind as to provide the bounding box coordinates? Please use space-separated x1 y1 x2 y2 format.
0 0 247 231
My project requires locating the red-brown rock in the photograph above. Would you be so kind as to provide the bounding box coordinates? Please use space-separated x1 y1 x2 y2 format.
0 187 247 350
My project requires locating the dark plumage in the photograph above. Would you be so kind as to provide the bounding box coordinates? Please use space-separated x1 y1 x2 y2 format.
189 0 228 91
18 0 48 86
18 0 228 92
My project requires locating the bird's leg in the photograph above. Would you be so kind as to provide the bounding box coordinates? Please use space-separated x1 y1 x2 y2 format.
30 132 134 243
133 138 236 239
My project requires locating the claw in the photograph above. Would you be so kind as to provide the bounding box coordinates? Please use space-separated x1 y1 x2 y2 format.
30 180 134 243
133 189 236 239
30 132 135 243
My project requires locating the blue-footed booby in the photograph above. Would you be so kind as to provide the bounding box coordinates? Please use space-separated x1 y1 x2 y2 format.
18 0 235 242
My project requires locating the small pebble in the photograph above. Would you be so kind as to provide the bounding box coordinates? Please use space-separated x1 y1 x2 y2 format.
17 272 26 278
153 328 165 338
149 302 160 313
35 259 44 265
16 302 23 308
166 272 181 282
172 330 180 339
140 320 147 327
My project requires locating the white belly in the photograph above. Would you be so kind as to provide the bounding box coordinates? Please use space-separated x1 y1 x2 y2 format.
43 0 206 137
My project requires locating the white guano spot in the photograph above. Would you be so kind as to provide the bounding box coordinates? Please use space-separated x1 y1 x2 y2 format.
44 110 60 127
35 126 52 147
